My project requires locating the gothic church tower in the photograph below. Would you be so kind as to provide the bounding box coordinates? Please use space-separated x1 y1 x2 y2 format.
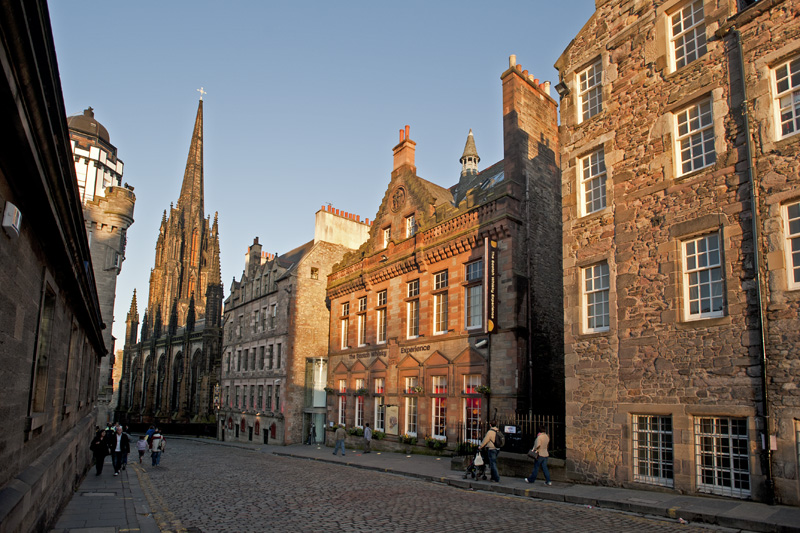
146 99 222 332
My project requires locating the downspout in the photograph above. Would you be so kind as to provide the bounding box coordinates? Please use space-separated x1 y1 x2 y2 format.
731 27 774 505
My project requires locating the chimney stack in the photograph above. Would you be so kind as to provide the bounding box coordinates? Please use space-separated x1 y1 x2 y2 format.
392 124 416 171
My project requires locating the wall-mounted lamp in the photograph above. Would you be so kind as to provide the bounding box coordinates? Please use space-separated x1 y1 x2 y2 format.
380 254 388 262
475 338 488 349
554 81 570 98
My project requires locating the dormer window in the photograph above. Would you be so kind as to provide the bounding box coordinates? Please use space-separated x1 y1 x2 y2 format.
406 215 416 238
383 227 391 249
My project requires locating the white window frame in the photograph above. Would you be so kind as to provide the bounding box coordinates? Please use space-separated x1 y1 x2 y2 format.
406 214 416 238
775 56 800 139
669 0 707 71
633 415 674 487
463 397 482 445
404 396 418 436
580 148 607 216
358 296 367 312
683 233 725 320
376 307 387 344
355 384 364 428
583 262 610 333
383 227 391 249
338 395 346 425
578 59 603 122
338 379 347 393
465 260 483 330
374 395 385 432
340 317 349 349
784 201 800 290
675 97 716 176
464 374 481 394
433 272 448 335
357 314 367 346
407 280 420 339
694 416 751 498
404 376 418 394
432 375 447 439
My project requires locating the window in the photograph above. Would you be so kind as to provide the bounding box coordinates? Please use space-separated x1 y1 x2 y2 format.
404 396 418 436
465 260 483 330
225 386 230 407
785 201 800 289
358 296 367 312
261 307 267 331
375 396 385 432
254 310 260 332
31 284 56 414
406 215 416 238
338 395 346 425
633 415 674 487
357 314 366 346
237 350 242 371
311 267 319 280
257 385 263 410
259 346 265 370
670 0 707 70
341 318 349 349
676 98 715 175
355 379 365 427
695 417 750 498
374 377 385 394
275 385 280 411
578 59 603 122
432 376 447 440
243 349 249 371
250 386 255 410
583 262 610 332
235 386 240 408
276 343 282 368
376 290 387 344
270 304 277 329
464 397 482 444
580 148 607 215
683 233 724 319
339 379 347 393
342 302 349 316
267 345 274 369
266 385 273 410
464 374 481 394
407 280 419 339
433 271 448 334
405 376 418 394
383 227 391 249
776 57 800 139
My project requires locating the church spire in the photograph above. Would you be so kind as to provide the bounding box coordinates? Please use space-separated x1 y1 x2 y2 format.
176 99 204 217
460 129 480 177
125 289 139 346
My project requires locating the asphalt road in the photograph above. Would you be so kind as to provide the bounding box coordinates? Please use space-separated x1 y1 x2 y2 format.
136 440 720 532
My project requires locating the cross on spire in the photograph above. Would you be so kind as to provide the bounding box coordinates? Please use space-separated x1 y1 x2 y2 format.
197 87 207 100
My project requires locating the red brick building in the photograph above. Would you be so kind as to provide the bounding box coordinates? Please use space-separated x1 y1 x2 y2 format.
325 57 561 448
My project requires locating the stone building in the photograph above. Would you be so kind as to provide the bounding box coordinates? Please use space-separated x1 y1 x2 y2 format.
556 0 800 504
325 57 561 448
116 99 224 429
0 1 108 530
219 208 369 445
68 107 135 426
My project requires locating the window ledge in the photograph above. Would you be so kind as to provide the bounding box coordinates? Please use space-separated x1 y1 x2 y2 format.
771 132 800 153
676 314 731 329
675 164 714 182
575 329 612 339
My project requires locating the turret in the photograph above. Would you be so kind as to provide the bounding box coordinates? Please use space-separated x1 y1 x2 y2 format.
460 129 480 177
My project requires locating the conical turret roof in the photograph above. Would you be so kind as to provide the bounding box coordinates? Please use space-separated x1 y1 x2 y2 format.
460 129 479 163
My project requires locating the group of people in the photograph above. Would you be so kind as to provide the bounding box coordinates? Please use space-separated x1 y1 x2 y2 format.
89 424 167 476
331 422 372 456
478 421 552 485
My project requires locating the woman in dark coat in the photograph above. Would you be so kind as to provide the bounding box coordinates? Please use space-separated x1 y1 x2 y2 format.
89 429 109 475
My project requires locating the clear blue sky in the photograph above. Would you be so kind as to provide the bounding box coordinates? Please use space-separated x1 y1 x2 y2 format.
48 1 596 350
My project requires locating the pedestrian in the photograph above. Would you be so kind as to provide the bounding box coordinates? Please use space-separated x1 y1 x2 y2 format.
306 423 316 445
479 421 501 483
145 424 156 446
89 429 110 476
150 429 166 466
136 435 148 463
524 426 552 485
110 425 131 476
363 422 372 453
121 426 131 470
332 424 346 456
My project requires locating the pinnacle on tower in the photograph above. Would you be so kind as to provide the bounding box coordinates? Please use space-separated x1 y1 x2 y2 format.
460 129 480 176
127 289 139 321
176 99 204 218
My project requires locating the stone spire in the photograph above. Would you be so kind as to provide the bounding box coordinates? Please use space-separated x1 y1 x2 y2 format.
125 289 139 346
460 129 480 177
176 99 204 217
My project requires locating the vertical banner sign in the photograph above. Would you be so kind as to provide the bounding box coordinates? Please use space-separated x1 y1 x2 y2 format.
213 383 220 410
485 238 498 333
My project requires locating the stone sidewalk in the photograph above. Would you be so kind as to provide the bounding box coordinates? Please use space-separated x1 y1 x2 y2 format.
50 455 159 533
51 436 800 532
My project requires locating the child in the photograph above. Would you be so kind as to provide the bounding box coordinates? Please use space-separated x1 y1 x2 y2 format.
137 435 148 463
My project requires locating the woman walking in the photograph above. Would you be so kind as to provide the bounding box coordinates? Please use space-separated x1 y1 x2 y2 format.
524 426 552 485
89 429 110 476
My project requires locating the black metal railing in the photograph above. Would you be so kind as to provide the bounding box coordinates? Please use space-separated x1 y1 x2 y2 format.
455 413 565 459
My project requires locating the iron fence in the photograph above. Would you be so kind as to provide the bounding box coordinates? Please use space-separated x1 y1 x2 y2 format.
455 413 564 459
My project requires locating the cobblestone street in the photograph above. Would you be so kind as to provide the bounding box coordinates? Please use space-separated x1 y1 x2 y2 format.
134 440 713 532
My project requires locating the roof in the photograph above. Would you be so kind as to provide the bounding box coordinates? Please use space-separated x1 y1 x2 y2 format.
67 107 110 144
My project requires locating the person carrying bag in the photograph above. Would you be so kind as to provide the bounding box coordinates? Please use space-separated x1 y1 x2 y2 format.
524 426 552 485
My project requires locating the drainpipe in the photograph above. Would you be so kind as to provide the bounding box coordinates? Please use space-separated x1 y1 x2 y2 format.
730 27 774 505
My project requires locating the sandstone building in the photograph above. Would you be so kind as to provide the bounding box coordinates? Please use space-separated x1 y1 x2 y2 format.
67 107 135 426
0 1 108 529
325 57 561 448
556 0 800 504
219 208 369 445
116 99 224 429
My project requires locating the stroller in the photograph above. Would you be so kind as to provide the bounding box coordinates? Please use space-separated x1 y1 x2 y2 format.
463 448 488 480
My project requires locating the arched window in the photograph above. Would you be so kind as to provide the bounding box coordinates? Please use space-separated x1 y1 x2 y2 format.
190 229 200 264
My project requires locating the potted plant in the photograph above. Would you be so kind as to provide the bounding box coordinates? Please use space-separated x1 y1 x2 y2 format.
353 387 369 397
399 433 417 445
373 430 385 440
424 436 447 451
476 385 491 395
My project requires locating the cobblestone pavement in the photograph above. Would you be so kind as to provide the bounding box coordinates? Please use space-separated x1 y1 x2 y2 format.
138 440 729 533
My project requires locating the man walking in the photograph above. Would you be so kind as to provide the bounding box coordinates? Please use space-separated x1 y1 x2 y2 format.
479 421 501 483
150 429 166 466
110 425 130 476
332 425 347 456
363 422 372 453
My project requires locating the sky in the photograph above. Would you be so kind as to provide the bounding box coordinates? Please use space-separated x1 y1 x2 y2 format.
47 0 596 350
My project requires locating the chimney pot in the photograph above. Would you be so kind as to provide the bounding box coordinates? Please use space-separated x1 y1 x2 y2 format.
400 129 404 142
357 215 360 222
523 70 529 77
534 78 539 85
365 218 370 225
509 54 516 68
516 64 522 71
405 125 410 139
